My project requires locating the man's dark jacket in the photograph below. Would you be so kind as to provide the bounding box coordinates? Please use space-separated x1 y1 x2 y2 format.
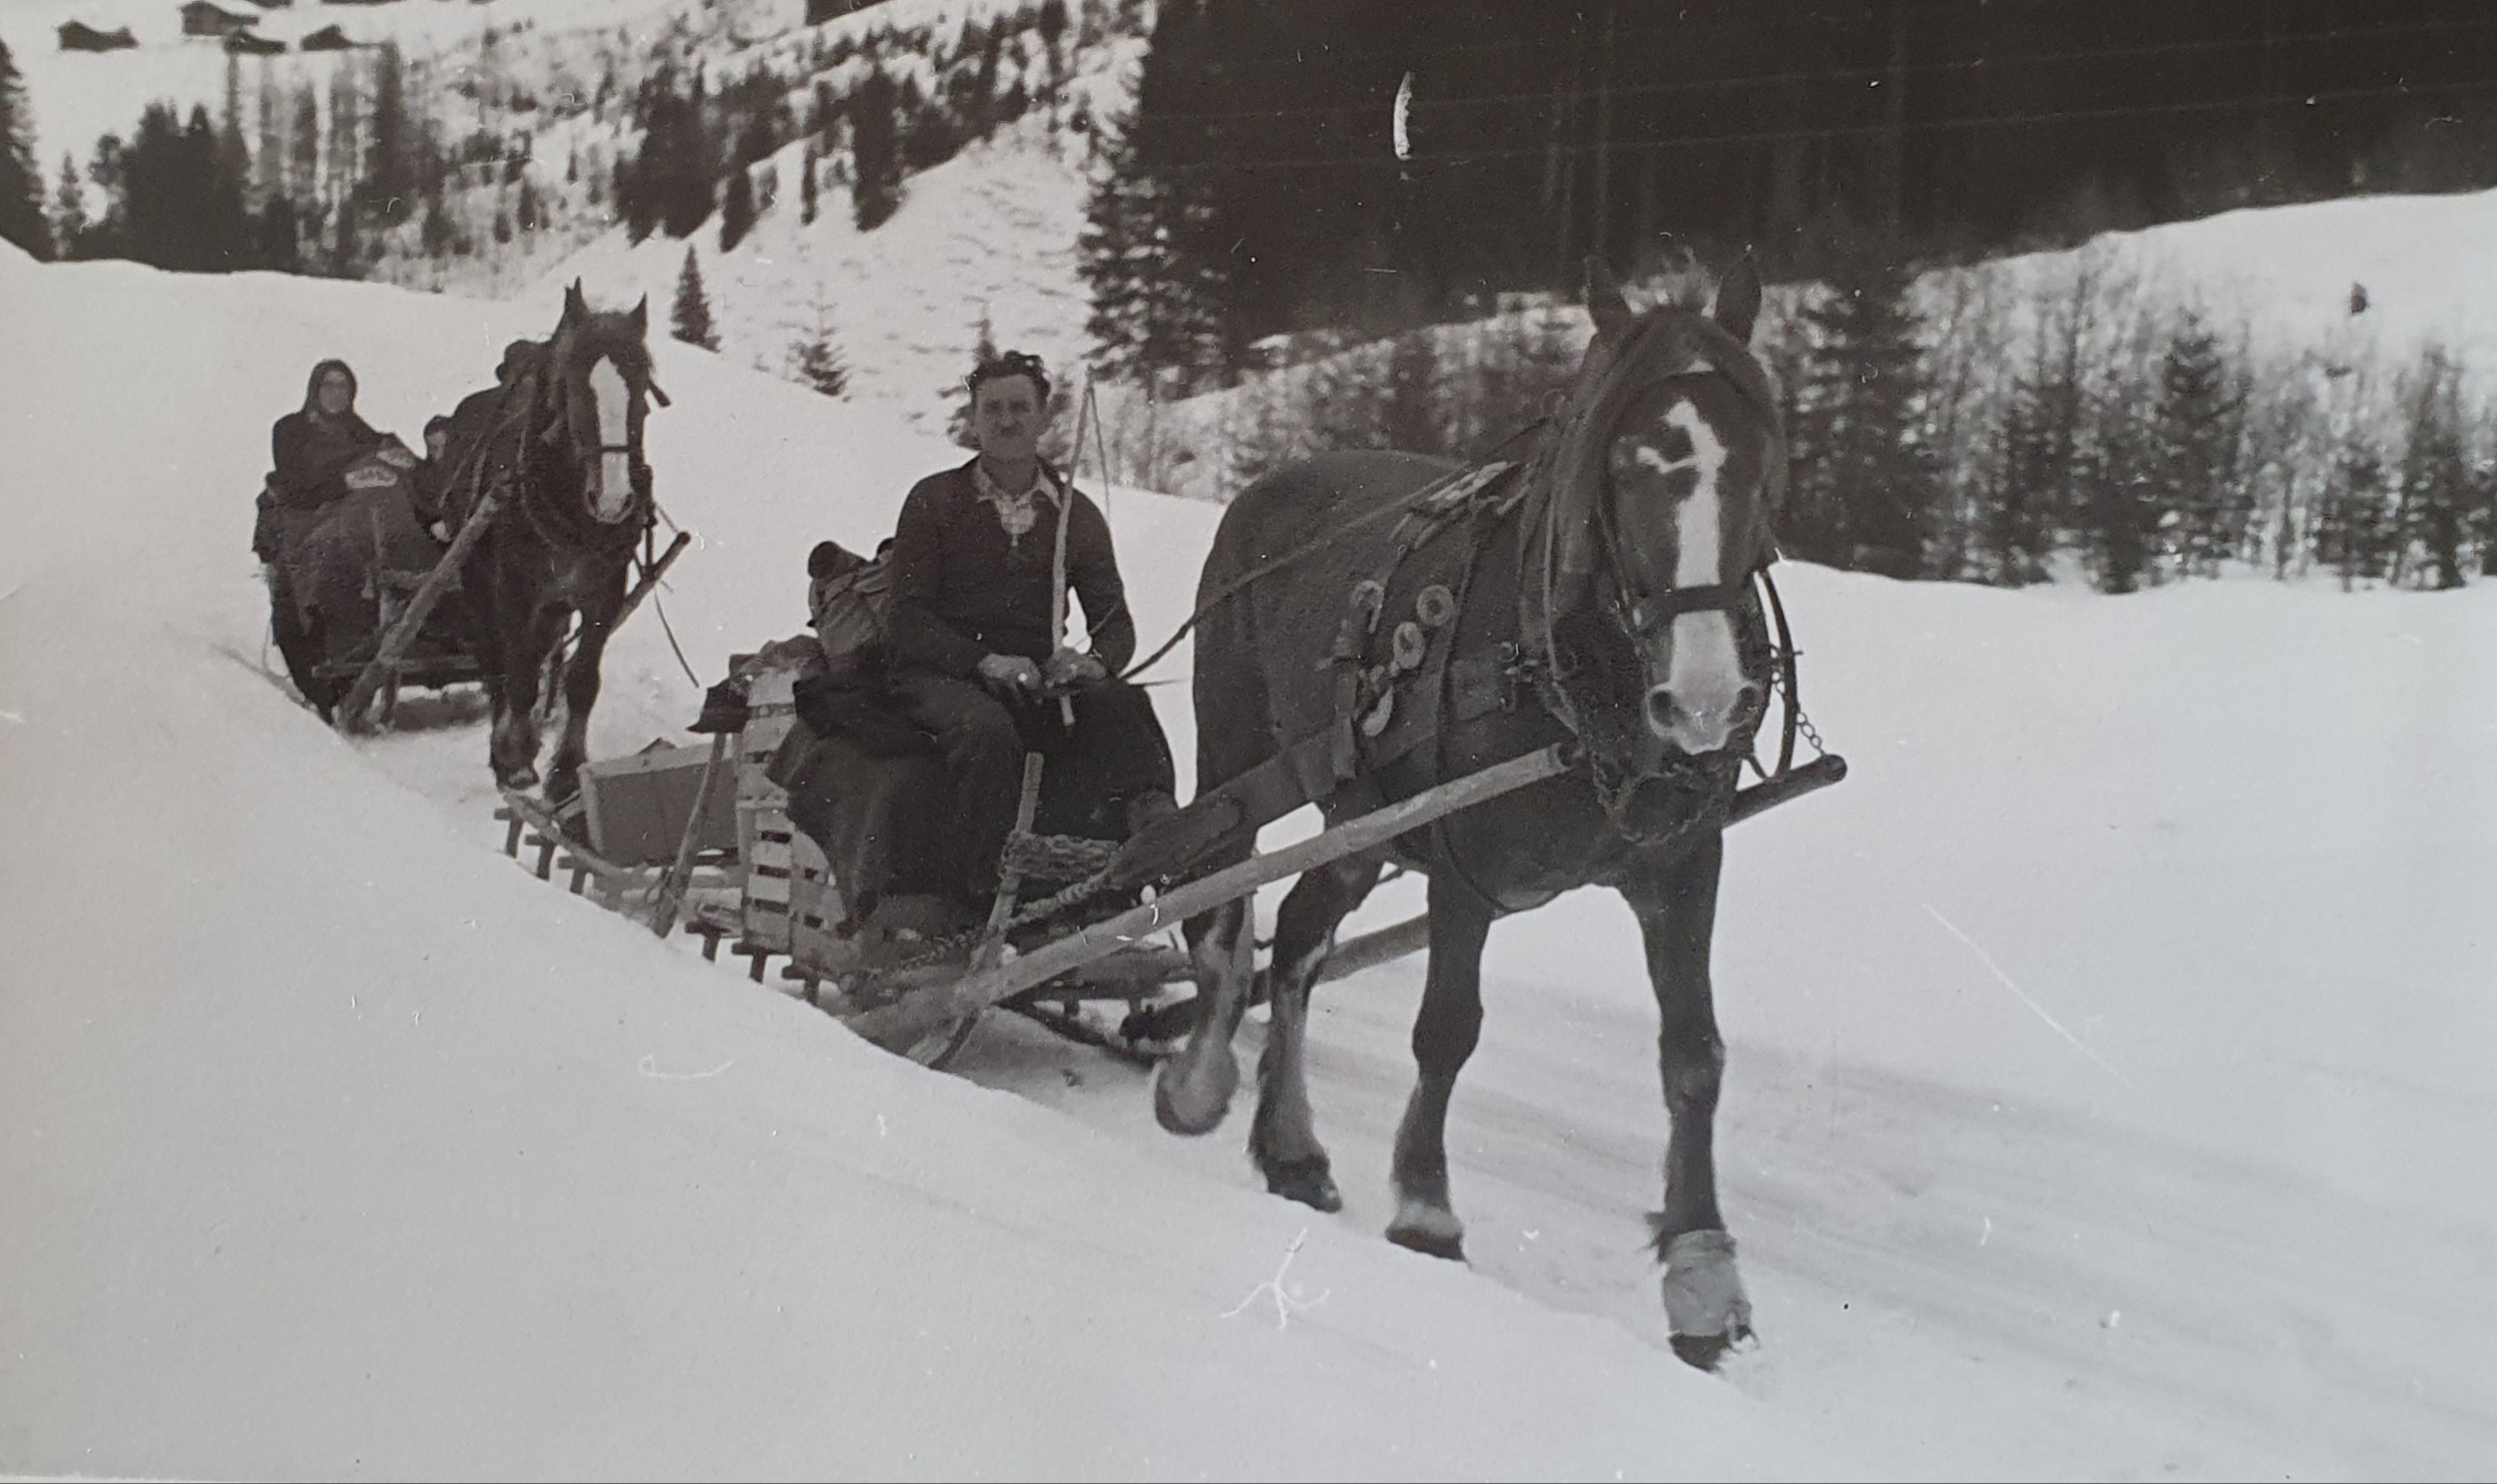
885 459 1136 677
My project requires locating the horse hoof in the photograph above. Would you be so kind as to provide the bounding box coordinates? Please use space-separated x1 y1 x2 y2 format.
1670 1331 1737 1371
1119 996 1199 1047
1153 1055 1236 1137
1262 1159 1341 1214
1386 1200 1466 1261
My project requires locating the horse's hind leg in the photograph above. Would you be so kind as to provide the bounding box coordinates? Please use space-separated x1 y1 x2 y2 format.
1386 878 1494 1260
1620 833 1753 1370
1156 896 1254 1136
1248 853 1382 1213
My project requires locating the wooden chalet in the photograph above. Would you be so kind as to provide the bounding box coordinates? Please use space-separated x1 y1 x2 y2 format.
179 1 258 37
58 21 141 50
298 24 358 50
225 29 285 53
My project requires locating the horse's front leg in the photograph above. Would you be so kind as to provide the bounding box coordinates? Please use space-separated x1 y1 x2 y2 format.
1156 896 1255 1136
545 588 619 806
1620 832 1753 1370
492 598 566 792
1385 877 1494 1260
1248 854 1382 1213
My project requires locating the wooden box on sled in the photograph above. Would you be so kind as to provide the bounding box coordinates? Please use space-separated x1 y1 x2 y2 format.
578 741 741 867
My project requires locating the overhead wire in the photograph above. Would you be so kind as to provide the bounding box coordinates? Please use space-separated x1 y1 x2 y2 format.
1140 13 2497 124
1140 76 2497 175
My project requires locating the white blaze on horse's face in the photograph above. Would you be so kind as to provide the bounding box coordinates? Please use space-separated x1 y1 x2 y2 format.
1612 390 1754 755
587 356 634 523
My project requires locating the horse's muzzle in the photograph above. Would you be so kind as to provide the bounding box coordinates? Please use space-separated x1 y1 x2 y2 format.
1644 681 1761 758
590 452 637 523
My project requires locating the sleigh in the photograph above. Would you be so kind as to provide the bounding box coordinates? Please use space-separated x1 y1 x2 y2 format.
488 615 1844 1071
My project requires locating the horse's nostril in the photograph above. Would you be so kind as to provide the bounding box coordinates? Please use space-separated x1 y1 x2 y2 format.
1645 688 1677 735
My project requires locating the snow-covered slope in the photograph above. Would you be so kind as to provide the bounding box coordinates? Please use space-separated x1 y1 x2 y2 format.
5 231 2496 1480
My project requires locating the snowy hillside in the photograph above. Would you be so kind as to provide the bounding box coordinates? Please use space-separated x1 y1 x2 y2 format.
6 229 2497 1480
0 0 694 174
546 105 1107 444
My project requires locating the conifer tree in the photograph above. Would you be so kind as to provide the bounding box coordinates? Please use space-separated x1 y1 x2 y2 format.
799 139 819 225
1791 250 1940 577
2397 347 2471 590
671 244 719 350
1982 304 2086 587
48 153 87 259
794 304 848 398
945 309 999 448
2153 311 2246 577
1080 101 1229 390
2077 359 2164 594
850 66 902 231
365 43 412 218
719 166 754 250
0 40 48 260
2313 433 2389 590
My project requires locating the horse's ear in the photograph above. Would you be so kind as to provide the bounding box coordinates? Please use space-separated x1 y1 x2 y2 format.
563 279 588 324
1714 255 1763 344
629 295 649 336
1583 255 1632 337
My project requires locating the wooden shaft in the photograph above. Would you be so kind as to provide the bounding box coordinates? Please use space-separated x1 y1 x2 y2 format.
1316 912 1433 985
646 731 731 937
846 743 1572 1051
337 481 503 735
1301 755 1843 989
612 528 691 635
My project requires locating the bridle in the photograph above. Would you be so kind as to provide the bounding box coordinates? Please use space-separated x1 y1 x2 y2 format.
532 326 660 536
1526 341 1782 844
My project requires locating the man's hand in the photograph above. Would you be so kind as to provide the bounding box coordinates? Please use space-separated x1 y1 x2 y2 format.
1044 646 1108 689
977 653 1043 695
376 442 417 470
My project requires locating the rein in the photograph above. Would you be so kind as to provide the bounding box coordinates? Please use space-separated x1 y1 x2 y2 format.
1115 415 1553 685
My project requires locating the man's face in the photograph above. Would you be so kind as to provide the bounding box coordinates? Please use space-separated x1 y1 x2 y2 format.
425 428 449 461
971 374 1043 464
316 372 352 417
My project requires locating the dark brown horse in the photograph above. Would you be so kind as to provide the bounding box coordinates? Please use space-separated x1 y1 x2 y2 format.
445 282 661 802
1157 260 1784 1368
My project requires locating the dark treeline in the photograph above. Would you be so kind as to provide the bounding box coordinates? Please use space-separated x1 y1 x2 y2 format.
1088 0 2497 384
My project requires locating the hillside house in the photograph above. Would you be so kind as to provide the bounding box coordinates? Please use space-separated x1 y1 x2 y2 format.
179 2 257 37
57 21 140 50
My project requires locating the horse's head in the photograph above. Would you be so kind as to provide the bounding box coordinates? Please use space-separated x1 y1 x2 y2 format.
541 280 661 526
1540 257 1783 769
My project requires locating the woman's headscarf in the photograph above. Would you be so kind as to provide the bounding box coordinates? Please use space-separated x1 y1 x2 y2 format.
301 358 358 417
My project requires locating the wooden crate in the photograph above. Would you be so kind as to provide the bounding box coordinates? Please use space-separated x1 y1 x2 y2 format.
732 660 846 962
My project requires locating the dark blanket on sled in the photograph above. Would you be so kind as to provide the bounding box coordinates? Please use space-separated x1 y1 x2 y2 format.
768 677 954 920
766 669 1138 922
261 455 461 670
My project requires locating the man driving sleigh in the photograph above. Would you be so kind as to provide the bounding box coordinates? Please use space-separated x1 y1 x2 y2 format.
885 350 1179 909
731 349 1179 934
